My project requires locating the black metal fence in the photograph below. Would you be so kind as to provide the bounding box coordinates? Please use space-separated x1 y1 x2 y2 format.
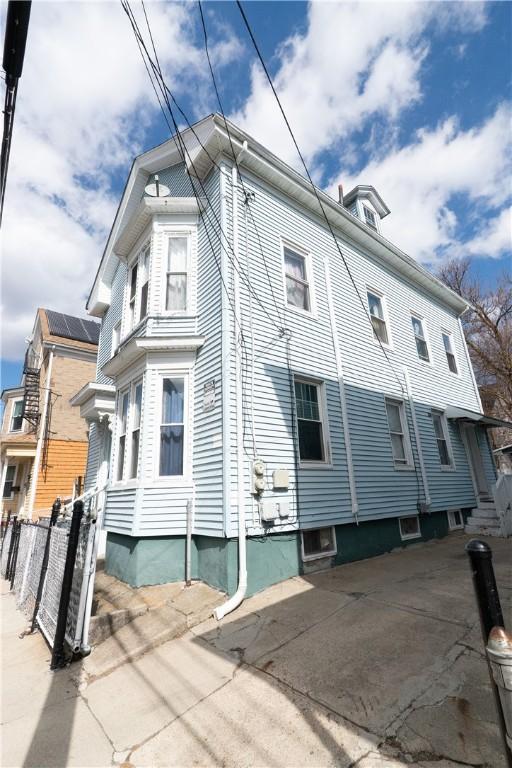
1 496 100 669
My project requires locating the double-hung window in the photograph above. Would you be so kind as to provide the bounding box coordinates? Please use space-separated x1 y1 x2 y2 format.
284 247 310 312
3 466 16 498
294 378 328 463
411 316 430 362
139 246 150 322
367 291 389 345
10 400 23 431
130 381 143 479
363 205 377 230
160 378 185 476
128 263 138 331
166 236 188 312
442 332 458 374
116 390 129 481
432 410 453 467
385 398 412 468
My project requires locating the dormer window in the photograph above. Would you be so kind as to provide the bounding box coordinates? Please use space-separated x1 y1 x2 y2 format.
363 206 377 230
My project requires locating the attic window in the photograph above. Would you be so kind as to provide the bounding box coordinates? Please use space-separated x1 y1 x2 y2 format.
363 206 377 230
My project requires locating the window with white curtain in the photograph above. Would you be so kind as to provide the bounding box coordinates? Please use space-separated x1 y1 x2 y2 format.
367 291 389 345
159 378 185 476
166 236 188 312
130 381 143 479
116 390 129 481
284 247 310 311
411 315 430 362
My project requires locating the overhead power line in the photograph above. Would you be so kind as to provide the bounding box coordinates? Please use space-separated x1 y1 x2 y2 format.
1 0 32 227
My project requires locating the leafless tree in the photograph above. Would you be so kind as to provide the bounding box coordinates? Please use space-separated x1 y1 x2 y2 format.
437 258 512 427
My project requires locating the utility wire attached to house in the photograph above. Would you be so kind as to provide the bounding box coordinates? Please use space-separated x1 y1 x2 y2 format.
0 0 31 227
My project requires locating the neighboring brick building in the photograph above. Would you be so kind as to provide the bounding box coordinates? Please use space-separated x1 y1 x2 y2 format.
1 308 99 520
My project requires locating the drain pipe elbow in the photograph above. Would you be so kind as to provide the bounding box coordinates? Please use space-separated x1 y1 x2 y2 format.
214 569 248 621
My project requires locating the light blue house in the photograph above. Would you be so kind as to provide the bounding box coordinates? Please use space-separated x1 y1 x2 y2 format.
74 114 506 610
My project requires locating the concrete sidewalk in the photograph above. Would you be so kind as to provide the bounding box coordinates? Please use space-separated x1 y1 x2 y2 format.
1 532 511 767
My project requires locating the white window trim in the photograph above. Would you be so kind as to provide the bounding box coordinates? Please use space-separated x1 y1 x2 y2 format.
281 238 317 319
301 526 337 561
123 240 151 340
162 230 193 317
113 387 130 484
356 199 381 234
367 286 393 350
153 369 192 485
385 397 414 470
294 376 332 469
399 515 421 541
441 329 459 377
3 464 17 499
9 398 24 433
447 509 464 530
411 313 433 366
432 409 456 471
128 378 143 480
111 321 121 357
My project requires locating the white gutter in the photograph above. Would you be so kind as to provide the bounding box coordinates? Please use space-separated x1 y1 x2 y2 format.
458 317 483 413
220 162 232 538
324 255 359 523
215 147 248 620
27 345 55 519
403 366 431 507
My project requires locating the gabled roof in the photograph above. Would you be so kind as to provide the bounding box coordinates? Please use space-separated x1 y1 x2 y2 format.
343 185 390 218
38 308 99 353
87 113 468 318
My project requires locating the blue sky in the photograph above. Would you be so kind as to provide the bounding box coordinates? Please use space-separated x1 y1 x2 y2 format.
1 0 511 392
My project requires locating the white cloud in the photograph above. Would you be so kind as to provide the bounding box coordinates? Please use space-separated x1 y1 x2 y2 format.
232 1 486 167
1 0 239 361
337 104 512 262
465 207 512 259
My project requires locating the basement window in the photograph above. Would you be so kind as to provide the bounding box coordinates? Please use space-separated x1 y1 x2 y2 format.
301 527 337 561
447 509 463 530
399 515 421 541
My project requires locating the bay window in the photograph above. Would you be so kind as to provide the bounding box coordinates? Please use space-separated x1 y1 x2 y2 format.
160 377 185 476
116 389 129 481
166 236 189 312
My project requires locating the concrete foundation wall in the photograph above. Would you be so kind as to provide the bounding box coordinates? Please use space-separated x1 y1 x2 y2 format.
105 509 469 593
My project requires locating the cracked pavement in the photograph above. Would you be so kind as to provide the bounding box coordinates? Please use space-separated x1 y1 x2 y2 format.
2 532 511 767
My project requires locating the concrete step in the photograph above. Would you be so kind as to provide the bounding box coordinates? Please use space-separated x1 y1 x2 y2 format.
477 500 496 509
465 522 503 537
471 506 497 518
467 515 501 528
82 580 225 681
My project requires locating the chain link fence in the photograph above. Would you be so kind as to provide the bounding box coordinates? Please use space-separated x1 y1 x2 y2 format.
1 494 102 668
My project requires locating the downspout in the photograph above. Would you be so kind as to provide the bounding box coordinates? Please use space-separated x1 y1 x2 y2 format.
220 163 232 539
324 255 359 523
403 366 431 508
27 345 54 519
215 145 248 620
458 316 483 412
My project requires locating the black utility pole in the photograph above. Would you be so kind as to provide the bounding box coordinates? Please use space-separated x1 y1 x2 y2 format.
1 0 31 227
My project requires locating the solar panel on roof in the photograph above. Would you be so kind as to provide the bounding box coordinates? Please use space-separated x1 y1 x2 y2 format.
45 310 100 345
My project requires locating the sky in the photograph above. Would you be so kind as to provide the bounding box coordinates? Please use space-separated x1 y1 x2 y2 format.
1 0 511 391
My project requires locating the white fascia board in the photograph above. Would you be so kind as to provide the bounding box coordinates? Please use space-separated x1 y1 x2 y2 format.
70 382 115 407
4 448 37 457
114 197 207 259
102 335 205 379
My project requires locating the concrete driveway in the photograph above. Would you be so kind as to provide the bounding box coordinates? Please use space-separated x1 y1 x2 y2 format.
2 532 511 767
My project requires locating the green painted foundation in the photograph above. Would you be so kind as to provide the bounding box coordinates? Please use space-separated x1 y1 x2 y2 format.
105 508 470 594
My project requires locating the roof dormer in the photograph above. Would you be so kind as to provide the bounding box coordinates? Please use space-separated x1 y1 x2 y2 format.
340 185 390 234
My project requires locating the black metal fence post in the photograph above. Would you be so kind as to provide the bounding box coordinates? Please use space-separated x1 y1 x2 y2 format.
5 516 18 582
30 499 61 633
466 539 512 767
51 500 83 670
9 519 22 589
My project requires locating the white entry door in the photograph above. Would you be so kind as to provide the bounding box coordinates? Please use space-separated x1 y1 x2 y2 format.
463 424 491 501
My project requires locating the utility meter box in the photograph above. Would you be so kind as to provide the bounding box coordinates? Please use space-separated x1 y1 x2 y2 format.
273 469 289 490
261 500 278 523
252 460 266 495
